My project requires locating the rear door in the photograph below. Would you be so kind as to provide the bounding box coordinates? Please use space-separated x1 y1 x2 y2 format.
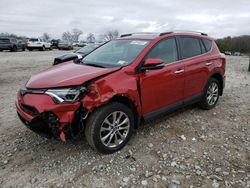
178 36 212 100
139 37 185 115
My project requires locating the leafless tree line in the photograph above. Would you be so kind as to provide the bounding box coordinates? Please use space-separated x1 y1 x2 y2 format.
0 29 120 42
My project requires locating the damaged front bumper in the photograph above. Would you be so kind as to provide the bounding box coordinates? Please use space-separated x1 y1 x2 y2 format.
16 92 87 142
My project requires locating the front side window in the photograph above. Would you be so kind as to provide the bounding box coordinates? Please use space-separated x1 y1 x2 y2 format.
180 37 202 59
145 38 178 64
82 40 150 68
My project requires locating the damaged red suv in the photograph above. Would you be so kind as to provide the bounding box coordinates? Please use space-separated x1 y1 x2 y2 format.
16 32 226 154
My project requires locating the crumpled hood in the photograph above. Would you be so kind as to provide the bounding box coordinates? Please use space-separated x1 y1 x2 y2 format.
26 62 119 89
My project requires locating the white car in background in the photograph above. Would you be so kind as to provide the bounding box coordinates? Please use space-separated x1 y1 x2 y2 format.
72 41 80 47
27 38 52 51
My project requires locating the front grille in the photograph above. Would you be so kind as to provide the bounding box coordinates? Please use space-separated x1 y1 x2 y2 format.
19 103 39 115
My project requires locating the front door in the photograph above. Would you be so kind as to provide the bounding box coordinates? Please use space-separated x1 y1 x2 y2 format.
139 38 185 115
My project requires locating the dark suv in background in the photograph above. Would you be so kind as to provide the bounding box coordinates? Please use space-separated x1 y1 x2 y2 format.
0 38 25 52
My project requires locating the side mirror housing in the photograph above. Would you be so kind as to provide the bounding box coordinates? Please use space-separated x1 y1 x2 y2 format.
141 58 165 71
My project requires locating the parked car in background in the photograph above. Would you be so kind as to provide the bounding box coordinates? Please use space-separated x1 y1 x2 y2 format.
51 39 60 49
224 51 232 55
53 43 100 65
17 39 26 50
27 38 51 51
233 52 241 56
78 42 86 47
0 38 25 52
16 31 226 154
23 39 29 49
58 41 73 50
72 41 80 47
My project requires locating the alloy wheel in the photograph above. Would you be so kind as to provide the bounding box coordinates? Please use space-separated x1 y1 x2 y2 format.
206 82 219 106
100 111 130 148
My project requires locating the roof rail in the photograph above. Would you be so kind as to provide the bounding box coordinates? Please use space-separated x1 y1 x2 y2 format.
120 33 133 38
159 30 208 36
159 32 174 36
120 32 158 38
120 31 208 38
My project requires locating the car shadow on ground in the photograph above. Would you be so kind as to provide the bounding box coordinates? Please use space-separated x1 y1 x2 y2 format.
15 103 199 159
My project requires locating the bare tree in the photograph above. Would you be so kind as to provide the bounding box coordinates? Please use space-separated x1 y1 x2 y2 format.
72 28 83 41
62 31 73 42
101 30 119 41
42 33 50 41
86 33 95 43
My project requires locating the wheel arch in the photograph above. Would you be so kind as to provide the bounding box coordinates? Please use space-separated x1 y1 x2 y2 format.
209 72 224 95
110 95 140 129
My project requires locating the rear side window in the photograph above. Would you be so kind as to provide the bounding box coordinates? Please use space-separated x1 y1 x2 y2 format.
145 38 178 64
202 38 212 52
180 37 202 59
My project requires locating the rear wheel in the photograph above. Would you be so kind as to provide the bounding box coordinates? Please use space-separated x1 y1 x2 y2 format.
200 78 220 110
85 102 134 154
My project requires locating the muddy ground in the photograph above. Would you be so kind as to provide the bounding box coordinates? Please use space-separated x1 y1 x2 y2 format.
0 50 249 188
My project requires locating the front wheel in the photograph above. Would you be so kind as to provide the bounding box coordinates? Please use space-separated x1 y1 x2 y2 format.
200 78 220 110
85 102 134 154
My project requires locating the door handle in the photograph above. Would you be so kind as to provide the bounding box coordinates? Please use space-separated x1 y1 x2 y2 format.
174 69 184 74
205 62 213 66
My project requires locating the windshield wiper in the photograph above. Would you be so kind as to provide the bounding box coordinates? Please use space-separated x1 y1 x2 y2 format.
83 62 105 68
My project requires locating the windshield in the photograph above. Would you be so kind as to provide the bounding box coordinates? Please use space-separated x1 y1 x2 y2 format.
76 44 99 55
81 40 150 68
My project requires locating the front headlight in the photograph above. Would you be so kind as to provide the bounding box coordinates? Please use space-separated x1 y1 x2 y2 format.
45 87 86 103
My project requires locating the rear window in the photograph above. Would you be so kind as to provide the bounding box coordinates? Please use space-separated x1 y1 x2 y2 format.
180 37 202 59
29 38 39 42
202 38 212 52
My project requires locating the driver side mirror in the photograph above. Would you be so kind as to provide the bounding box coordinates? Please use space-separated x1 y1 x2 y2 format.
141 58 165 71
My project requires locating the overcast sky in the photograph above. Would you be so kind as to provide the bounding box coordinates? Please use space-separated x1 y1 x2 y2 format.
0 0 249 40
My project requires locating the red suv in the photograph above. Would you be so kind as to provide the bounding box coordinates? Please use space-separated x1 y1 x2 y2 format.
16 32 226 154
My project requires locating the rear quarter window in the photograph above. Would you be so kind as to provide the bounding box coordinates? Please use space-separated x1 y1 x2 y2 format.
180 37 202 59
202 38 212 52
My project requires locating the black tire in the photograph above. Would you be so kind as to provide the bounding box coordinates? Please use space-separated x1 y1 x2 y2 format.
85 102 134 154
200 78 220 110
22 47 25 51
11 46 17 52
28 48 33 51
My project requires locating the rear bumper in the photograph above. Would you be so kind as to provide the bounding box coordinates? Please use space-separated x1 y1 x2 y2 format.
16 92 86 141
0 44 12 50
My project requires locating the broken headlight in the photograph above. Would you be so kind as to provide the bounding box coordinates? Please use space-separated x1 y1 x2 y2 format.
45 87 86 103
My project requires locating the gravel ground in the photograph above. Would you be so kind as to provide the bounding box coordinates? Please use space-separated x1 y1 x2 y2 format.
0 50 249 188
